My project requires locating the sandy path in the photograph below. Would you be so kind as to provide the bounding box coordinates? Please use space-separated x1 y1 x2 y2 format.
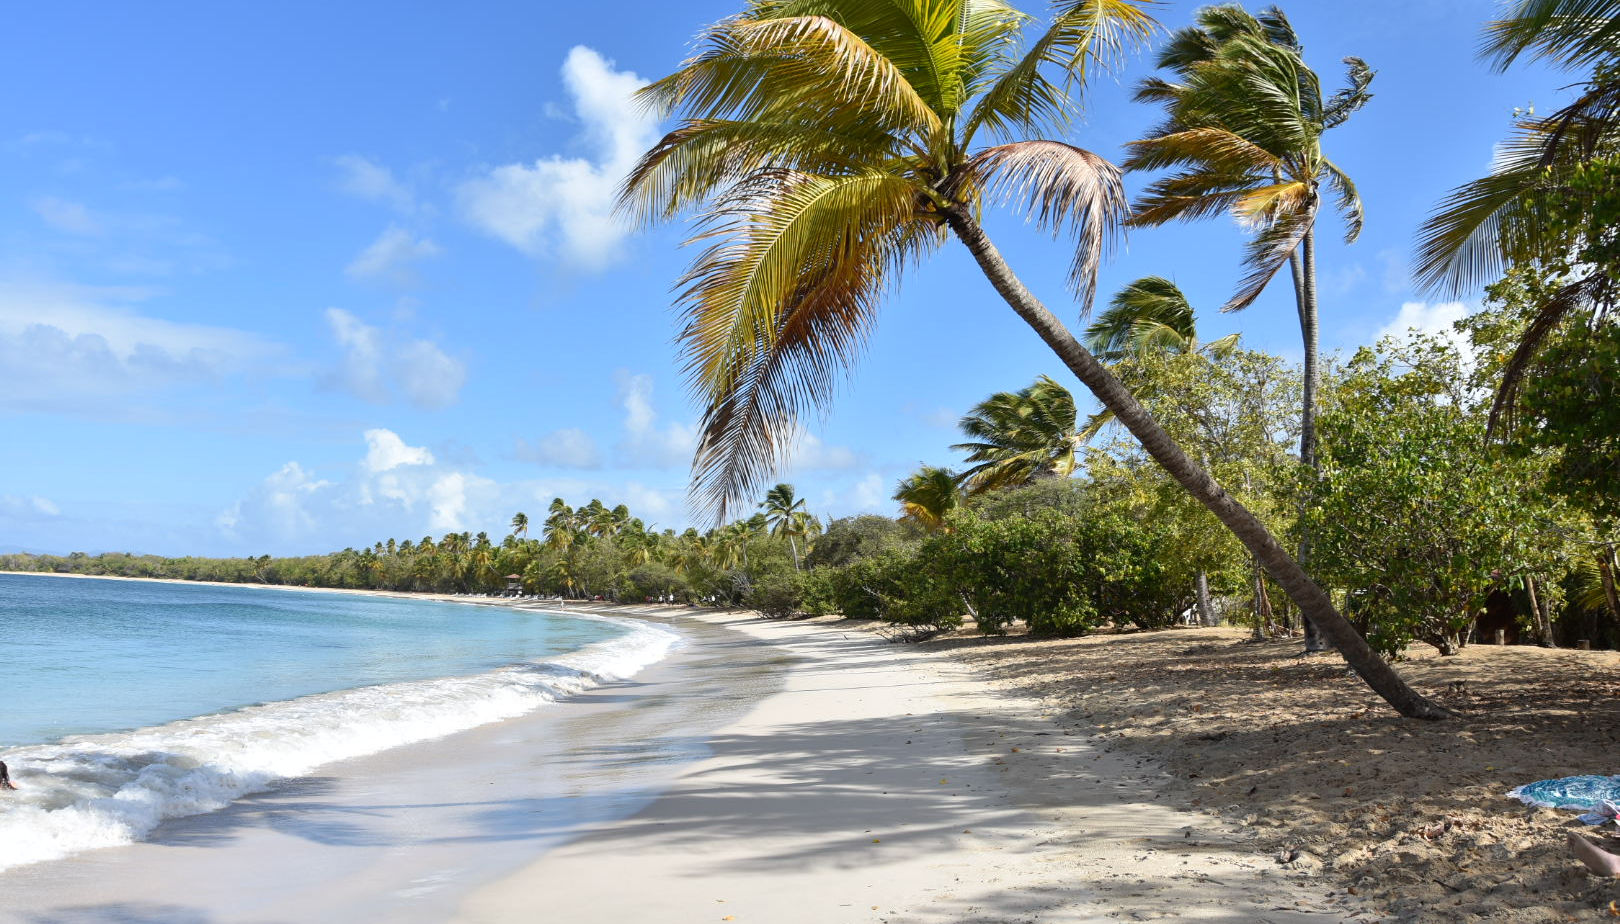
458 610 1350 923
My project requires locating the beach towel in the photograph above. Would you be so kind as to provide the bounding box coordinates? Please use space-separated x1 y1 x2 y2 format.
1509 775 1620 825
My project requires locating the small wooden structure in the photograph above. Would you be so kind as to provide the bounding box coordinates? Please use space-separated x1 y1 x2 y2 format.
504 574 523 595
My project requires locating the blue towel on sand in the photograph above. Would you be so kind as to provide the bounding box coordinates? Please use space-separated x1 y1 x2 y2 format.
1509 775 1620 824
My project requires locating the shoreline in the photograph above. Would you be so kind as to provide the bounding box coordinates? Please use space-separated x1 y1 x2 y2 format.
0 577 1353 921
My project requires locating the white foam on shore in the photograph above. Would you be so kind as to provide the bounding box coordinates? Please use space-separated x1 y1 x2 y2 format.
0 613 680 873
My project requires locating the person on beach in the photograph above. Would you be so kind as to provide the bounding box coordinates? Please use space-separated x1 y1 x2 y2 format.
1571 833 1620 876
0 760 17 791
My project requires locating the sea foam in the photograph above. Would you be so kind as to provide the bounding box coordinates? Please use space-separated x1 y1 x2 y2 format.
0 613 679 872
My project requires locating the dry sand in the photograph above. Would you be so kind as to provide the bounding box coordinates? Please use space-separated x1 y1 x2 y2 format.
924 625 1620 922
457 609 1346 923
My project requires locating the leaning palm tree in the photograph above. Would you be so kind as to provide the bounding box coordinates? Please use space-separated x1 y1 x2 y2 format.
621 0 1444 717
894 464 963 531
1125 4 1371 476
510 511 529 540
761 482 818 569
954 376 1082 494
1417 0 1620 431
1079 275 1238 439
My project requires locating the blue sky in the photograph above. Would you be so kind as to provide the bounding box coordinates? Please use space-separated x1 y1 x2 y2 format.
0 0 1570 556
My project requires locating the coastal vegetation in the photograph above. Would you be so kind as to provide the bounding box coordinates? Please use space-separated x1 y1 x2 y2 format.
9 0 1620 719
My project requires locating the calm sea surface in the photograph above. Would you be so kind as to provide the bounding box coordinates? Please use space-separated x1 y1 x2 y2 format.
0 572 678 870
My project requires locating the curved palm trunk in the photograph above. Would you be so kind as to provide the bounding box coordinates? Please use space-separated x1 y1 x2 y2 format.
942 207 1449 720
1296 229 1330 652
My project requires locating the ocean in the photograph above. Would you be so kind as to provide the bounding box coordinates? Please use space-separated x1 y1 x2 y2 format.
0 573 678 872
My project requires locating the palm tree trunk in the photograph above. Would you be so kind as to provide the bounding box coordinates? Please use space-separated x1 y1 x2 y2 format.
1598 545 1620 632
789 535 801 572
1295 230 1329 652
942 207 1448 720
1196 571 1217 626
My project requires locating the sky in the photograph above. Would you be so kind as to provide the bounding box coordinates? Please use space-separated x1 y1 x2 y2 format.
0 0 1573 557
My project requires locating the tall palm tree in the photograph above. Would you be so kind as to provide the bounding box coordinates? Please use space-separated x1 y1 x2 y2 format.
894 464 963 531
510 511 529 540
1125 4 1370 476
761 483 817 570
622 0 1443 717
953 376 1082 494
1417 0 1620 431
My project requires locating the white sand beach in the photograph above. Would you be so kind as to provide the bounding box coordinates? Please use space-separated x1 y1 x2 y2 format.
0 594 1352 922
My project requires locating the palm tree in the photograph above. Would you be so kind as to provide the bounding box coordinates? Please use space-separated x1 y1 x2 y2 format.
760 483 817 570
894 465 963 531
953 376 1082 494
1079 275 1239 439
622 0 1444 717
510 511 529 540
1125 4 1369 467
1125 6 1372 650
544 498 578 551
1417 0 1620 431
1085 275 1238 362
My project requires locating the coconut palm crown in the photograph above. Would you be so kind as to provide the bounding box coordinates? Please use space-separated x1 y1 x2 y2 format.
953 375 1082 494
619 0 1157 519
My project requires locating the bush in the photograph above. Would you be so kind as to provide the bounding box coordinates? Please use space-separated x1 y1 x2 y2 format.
747 571 804 619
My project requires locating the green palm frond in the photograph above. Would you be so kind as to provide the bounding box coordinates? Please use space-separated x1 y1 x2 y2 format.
1084 275 1197 361
1413 130 1565 296
640 13 943 138
953 375 1080 493
964 0 1156 142
893 464 962 530
1483 0 1620 72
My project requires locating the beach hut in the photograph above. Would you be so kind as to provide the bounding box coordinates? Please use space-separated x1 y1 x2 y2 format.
504 574 522 596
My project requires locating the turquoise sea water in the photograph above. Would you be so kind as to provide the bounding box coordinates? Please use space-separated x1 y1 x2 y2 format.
0 573 679 871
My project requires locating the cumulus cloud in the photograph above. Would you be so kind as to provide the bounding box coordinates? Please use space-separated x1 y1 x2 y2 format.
0 280 283 413
325 308 466 409
345 225 442 284
615 370 698 467
219 430 503 550
456 46 659 268
31 196 103 235
1376 301 1472 355
515 428 602 468
363 428 435 473
333 154 415 212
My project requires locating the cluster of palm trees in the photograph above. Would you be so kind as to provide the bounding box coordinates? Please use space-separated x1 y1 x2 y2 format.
622 0 1620 719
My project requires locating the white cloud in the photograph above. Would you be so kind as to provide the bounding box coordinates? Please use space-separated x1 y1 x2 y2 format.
427 472 471 531
0 280 283 412
325 308 465 409
333 154 415 212
616 370 697 466
345 225 442 284
0 495 61 518
853 473 887 509
456 46 659 268
1376 301 1471 355
363 428 435 473
783 428 861 471
219 431 499 548
515 428 601 468
31 196 103 235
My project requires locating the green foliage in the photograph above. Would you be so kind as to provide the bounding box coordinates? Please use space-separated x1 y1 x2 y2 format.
746 570 805 619
1309 335 1567 655
803 516 913 569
